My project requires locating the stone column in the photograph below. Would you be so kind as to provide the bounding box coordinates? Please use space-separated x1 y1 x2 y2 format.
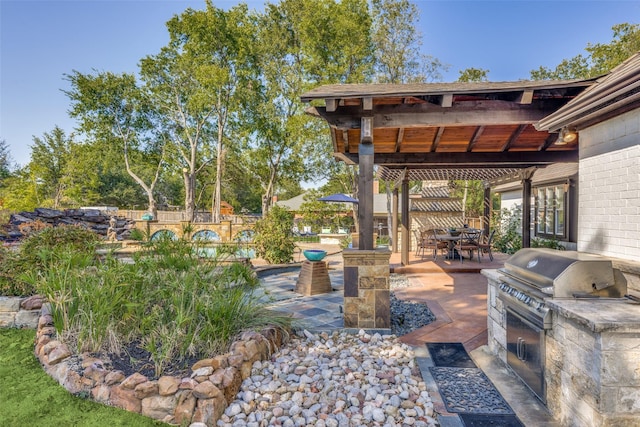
342 248 391 330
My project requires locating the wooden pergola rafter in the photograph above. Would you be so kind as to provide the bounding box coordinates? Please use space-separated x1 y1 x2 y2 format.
300 79 597 265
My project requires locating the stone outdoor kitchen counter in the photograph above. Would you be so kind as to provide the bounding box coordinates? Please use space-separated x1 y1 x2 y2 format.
546 298 640 333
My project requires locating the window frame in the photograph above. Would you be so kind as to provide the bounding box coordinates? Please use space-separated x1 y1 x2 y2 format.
534 181 568 240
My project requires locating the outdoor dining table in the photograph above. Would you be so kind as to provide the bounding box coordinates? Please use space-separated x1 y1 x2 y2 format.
435 229 481 259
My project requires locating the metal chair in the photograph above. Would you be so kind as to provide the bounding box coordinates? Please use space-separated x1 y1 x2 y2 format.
413 229 426 258
453 230 480 263
423 229 449 260
477 229 496 261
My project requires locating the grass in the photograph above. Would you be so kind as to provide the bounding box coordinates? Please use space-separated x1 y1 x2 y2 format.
0 328 166 426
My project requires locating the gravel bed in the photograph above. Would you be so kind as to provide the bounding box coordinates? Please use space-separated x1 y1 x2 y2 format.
217 329 439 427
389 274 436 337
214 274 440 427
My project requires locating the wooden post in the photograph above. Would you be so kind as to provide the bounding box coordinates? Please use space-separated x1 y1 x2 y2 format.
358 117 374 250
392 187 399 253
483 184 491 236
522 176 532 248
401 178 410 265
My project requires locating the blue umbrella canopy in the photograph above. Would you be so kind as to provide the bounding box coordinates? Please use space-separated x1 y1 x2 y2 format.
317 193 358 204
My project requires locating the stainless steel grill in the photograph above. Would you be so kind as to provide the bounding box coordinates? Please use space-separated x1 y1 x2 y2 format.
497 248 627 404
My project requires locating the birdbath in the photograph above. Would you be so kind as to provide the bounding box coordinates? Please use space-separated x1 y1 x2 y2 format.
296 250 332 295
303 249 327 262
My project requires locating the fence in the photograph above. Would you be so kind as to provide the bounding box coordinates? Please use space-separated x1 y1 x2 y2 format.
120 210 257 225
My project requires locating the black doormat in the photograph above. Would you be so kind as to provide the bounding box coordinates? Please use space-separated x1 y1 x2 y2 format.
428 367 514 415
459 413 524 426
426 342 476 368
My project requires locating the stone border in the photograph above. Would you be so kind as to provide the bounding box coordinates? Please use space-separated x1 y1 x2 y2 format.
33 304 289 426
0 295 44 328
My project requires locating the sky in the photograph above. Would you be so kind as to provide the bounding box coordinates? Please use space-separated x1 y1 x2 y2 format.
1 0 638 168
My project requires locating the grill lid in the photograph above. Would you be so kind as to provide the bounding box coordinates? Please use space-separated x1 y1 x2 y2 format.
501 248 621 298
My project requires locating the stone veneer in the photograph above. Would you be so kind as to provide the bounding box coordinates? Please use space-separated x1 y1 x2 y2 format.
0 295 43 328
483 269 640 427
32 304 288 426
342 249 391 330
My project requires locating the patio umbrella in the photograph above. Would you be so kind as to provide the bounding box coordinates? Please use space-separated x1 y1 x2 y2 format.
317 193 358 204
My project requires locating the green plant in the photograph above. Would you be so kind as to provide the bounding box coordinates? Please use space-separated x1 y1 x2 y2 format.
17 234 291 377
128 227 146 241
532 237 566 250
491 207 523 255
0 225 100 296
339 234 352 249
252 205 296 264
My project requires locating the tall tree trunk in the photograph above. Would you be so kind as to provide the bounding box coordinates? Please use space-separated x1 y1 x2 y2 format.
184 169 195 221
212 122 224 224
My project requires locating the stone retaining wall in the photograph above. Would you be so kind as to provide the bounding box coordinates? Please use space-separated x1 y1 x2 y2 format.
33 305 288 426
0 295 44 328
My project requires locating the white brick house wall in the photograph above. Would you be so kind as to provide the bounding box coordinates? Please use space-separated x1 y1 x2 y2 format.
578 109 640 261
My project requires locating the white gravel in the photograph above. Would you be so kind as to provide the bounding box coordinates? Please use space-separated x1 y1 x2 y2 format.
216 329 439 427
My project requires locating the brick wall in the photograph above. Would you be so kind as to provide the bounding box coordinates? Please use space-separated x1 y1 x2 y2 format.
578 109 640 261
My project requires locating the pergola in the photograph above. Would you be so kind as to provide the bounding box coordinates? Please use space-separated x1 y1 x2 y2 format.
301 79 596 265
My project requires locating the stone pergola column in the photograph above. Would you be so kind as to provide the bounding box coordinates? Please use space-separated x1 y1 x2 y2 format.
342 248 391 330
341 114 390 331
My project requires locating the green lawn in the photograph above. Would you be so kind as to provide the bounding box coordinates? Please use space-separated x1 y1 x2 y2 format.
0 328 166 427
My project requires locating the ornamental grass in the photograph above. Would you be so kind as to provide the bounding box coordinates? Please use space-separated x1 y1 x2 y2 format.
9 226 291 377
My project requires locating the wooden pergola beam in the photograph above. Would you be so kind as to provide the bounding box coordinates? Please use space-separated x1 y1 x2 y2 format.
338 150 578 166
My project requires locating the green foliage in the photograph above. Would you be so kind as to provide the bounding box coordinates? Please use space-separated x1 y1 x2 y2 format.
128 228 146 241
371 0 448 83
457 67 490 82
530 23 640 80
11 235 290 377
253 205 296 264
0 225 100 297
298 189 345 232
491 207 523 255
531 237 566 250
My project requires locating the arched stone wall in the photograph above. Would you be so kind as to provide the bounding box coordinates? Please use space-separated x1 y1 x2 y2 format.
136 221 252 243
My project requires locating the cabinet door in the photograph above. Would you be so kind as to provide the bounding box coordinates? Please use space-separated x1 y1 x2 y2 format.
506 308 545 403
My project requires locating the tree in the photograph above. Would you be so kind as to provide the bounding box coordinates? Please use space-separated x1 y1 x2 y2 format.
29 126 75 209
530 23 640 80
0 167 40 212
0 139 12 182
368 0 448 246
65 71 164 218
141 3 258 222
298 190 343 232
371 0 448 83
252 205 296 264
458 67 490 82
248 0 373 216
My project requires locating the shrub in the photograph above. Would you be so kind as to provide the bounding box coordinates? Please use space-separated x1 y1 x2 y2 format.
20 236 291 377
0 225 100 296
253 205 295 264
491 207 522 255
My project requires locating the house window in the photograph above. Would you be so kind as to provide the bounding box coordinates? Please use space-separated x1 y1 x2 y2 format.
535 184 566 239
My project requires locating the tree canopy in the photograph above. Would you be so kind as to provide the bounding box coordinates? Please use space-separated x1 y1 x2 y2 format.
530 23 640 80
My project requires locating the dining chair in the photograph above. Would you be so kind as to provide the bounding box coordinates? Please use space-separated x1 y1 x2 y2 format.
423 229 448 260
453 230 480 263
413 229 426 258
477 229 496 261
